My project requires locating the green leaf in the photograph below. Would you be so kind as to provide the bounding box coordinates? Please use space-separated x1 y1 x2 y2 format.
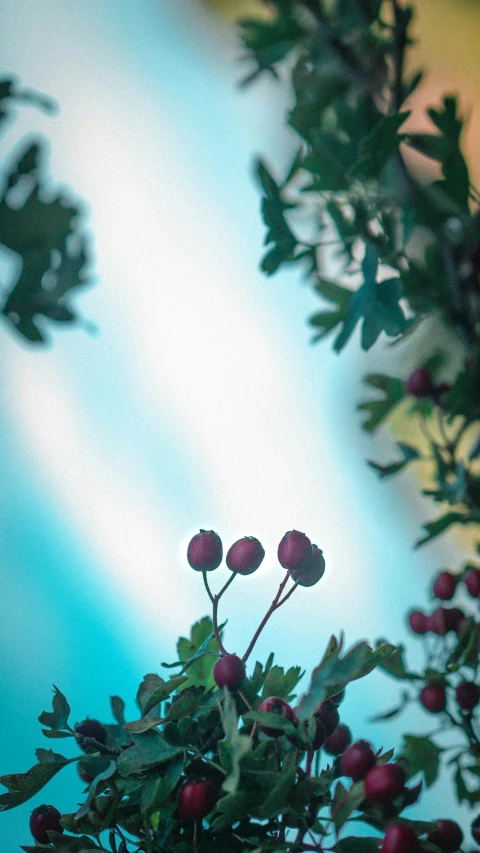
358 373 405 431
110 696 125 726
331 780 364 833
256 769 296 818
416 511 475 547
140 759 183 817
262 665 303 701
125 716 164 734
141 676 188 717
75 761 117 820
349 111 410 179
35 748 67 763
218 688 251 794
0 757 73 810
243 711 296 736
368 442 420 478
310 279 352 342
116 730 182 775
336 839 380 853
454 765 480 805
38 685 70 731
401 735 442 788
376 643 420 681
175 616 220 688
136 674 165 715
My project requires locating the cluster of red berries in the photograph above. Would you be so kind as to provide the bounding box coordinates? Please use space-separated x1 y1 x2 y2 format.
381 819 464 853
419 679 480 715
407 565 480 637
405 367 450 403
187 528 325 586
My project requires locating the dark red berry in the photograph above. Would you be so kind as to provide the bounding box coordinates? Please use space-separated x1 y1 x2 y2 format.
78 764 94 784
381 823 421 853
277 530 312 572
258 696 294 738
405 367 433 397
177 777 216 820
74 718 108 752
444 607 465 633
428 819 463 852
291 544 325 587
187 530 223 572
456 680 480 711
30 805 63 843
433 382 451 405
323 724 351 756
226 536 264 575
433 571 457 600
420 684 446 713
315 699 339 736
364 763 406 803
213 654 246 690
427 608 447 635
341 739 376 781
471 816 480 844
464 568 480 598
287 708 326 751
408 610 428 634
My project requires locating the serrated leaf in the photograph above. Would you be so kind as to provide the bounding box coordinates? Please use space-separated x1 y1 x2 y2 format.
218 688 251 794
358 373 405 431
38 685 70 731
142 676 188 717
0 757 73 810
116 730 182 775
401 735 442 787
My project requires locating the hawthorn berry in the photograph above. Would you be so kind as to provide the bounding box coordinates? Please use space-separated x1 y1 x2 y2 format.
420 684 446 713
277 530 312 572
291 544 325 587
74 718 108 751
428 819 463 852
226 536 264 575
364 763 406 803
427 608 447 635
287 707 326 751
464 567 480 598
472 816 480 844
444 607 465 634
433 571 457 600
323 723 351 755
177 777 216 820
213 654 246 690
456 680 480 712
408 610 427 634
187 530 223 572
257 696 294 738
341 739 376 781
30 804 64 843
405 367 433 397
381 823 421 853
315 699 340 736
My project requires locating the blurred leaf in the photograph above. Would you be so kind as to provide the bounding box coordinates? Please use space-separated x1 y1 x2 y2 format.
401 735 442 788
358 373 405 431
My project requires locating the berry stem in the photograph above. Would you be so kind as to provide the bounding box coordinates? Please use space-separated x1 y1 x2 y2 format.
306 750 314 777
241 571 292 663
202 571 229 656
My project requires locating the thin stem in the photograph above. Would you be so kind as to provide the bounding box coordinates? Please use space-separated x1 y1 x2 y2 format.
390 0 407 113
237 689 253 712
202 571 215 604
203 571 229 656
278 580 300 607
242 571 292 663
305 750 314 777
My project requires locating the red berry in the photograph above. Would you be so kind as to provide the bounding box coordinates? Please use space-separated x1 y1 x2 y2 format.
444 607 465 633
315 699 339 736
213 654 246 690
408 610 427 634
456 680 480 711
381 823 421 853
420 684 446 713
427 608 447 635
433 571 457 600
405 367 433 397
74 718 108 752
364 763 406 803
341 740 376 781
30 805 63 843
277 530 312 572
287 708 326 751
428 819 463 852
471 816 480 844
187 530 223 572
323 723 351 756
177 777 216 820
226 536 264 575
464 568 480 598
291 544 325 587
257 696 294 738
78 764 94 784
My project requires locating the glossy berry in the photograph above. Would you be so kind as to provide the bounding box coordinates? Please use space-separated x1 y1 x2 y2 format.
408 610 427 634
226 536 264 575
323 724 351 756
464 568 480 598
471 816 480 844
213 654 246 690
287 708 326 751
444 607 465 634
30 805 64 843
258 696 294 738
277 530 312 572
427 608 447 636
433 571 457 600
364 763 406 803
315 699 339 736
341 739 376 781
291 544 325 587
456 680 480 711
428 819 463 852
381 823 421 853
405 367 433 397
177 777 216 820
187 530 223 572
419 684 446 713
74 718 108 751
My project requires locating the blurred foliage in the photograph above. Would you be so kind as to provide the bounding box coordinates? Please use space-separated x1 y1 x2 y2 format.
0 76 92 345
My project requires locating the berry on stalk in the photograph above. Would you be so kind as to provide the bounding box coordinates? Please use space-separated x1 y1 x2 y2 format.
341 739 376 781
381 823 421 853
364 763 406 803
74 718 108 751
277 530 312 572
226 536 264 575
433 571 457 600
428 819 463 852
315 699 339 736
408 610 427 634
427 608 447 635
405 367 433 397
177 777 216 820
444 607 465 634
456 680 480 712
287 707 326 751
257 696 294 738
323 724 351 756
291 544 325 587
30 805 64 843
213 654 246 690
187 530 223 572
419 684 446 713
464 567 480 598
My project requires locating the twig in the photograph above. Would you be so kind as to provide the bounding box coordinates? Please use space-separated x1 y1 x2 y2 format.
242 571 293 663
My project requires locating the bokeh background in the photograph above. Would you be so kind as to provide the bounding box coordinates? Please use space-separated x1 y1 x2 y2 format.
0 0 478 847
